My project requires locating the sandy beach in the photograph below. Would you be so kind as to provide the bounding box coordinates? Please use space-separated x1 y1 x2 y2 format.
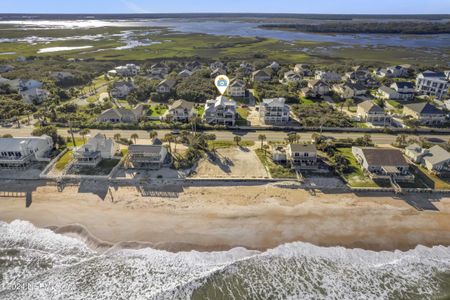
1 182 450 252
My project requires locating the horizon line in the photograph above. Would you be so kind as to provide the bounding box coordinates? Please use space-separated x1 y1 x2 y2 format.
1 12 450 16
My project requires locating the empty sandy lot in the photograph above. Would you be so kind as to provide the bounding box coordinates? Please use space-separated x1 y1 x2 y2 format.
193 147 269 178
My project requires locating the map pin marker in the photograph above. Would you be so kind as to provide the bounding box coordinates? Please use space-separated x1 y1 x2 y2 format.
214 75 230 95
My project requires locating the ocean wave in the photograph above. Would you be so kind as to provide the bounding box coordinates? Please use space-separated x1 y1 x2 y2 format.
0 220 449 299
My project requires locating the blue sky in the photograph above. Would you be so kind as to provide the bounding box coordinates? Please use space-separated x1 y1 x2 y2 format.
2 0 449 14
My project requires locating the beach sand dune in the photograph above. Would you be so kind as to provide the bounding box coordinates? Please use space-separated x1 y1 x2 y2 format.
1 183 450 252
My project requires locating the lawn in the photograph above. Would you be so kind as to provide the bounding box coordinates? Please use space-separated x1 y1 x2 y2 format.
299 97 315 105
255 149 296 179
196 106 205 118
236 107 250 126
208 140 254 150
412 164 450 190
149 105 167 117
55 150 73 171
69 159 120 175
66 137 84 148
337 147 378 188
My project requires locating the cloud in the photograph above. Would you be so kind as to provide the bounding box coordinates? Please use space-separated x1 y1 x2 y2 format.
119 0 150 13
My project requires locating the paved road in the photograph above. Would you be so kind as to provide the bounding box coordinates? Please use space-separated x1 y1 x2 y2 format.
1 126 449 145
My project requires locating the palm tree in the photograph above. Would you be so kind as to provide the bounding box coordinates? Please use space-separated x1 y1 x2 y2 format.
190 116 201 133
164 133 175 154
233 135 242 146
149 130 158 141
262 144 270 155
286 133 298 144
79 128 90 144
131 133 139 144
258 134 267 149
114 133 121 141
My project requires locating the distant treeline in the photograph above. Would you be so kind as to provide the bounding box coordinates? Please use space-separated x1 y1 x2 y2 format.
260 22 450 34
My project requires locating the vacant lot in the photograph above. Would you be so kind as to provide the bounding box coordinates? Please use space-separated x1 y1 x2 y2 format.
193 147 269 179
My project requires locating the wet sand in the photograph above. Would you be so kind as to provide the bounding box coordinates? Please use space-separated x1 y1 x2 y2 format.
1 183 450 252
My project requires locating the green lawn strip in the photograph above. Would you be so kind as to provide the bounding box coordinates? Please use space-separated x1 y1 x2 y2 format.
208 140 254 150
55 150 73 171
255 148 296 179
411 164 450 190
149 105 167 117
336 147 379 188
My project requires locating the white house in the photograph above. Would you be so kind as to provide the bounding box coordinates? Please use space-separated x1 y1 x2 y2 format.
97 105 145 124
333 82 366 99
178 69 193 79
378 86 399 100
0 135 53 168
73 133 120 166
109 64 140 77
111 81 135 99
149 63 169 76
287 143 318 170
415 71 449 100
294 64 313 76
356 100 390 125
315 71 341 83
126 144 169 170
374 66 408 78
303 80 329 97
403 102 446 126
162 99 196 122
228 78 246 97
204 95 237 126
352 147 412 181
405 144 450 174
259 98 290 124
390 82 415 101
210 61 225 71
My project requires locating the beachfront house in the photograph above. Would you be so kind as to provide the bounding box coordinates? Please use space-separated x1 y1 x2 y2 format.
126 144 169 170
287 143 318 170
294 64 313 76
73 133 120 167
211 67 227 78
356 100 391 125
252 69 272 82
228 78 246 97
97 105 145 124
162 99 196 123
352 147 413 181
390 82 415 101
203 95 236 126
259 98 290 124
415 71 449 100
156 79 176 94
405 144 450 174
403 102 446 126
0 135 53 169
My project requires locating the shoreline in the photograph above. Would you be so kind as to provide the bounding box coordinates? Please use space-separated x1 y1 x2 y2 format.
1 183 450 252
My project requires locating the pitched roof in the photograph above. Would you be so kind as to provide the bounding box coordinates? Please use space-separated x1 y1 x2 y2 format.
158 79 176 88
378 86 397 95
424 145 450 165
262 98 286 106
290 143 316 152
404 102 443 115
170 99 194 110
392 81 414 89
230 78 245 87
128 144 164 154
358 100 384 113
359 148 408 166
421 70 445 78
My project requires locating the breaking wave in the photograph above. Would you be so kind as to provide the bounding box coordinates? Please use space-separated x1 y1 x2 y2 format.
0 220 449 299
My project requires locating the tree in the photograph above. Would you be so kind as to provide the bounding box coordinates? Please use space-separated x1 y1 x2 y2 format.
345 98 355 110
79 128 90 144
334 153 350 173
395 134 408 147
286 133 299 144
149 130 158 140
233 135 242 146
206 133 217 151
362 134 372 146
131 133 139 144
262 144 270 155
113 133 121 141
164 133 175 154
258 134 267 149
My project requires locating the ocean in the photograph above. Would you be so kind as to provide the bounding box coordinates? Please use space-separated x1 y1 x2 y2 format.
0 220 450 299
